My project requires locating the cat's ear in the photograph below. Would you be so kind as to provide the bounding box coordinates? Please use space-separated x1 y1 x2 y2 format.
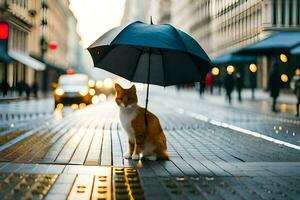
130 84 136 93
115 83 122 93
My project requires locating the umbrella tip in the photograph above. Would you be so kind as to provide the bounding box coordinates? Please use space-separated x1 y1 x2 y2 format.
150 16 153 25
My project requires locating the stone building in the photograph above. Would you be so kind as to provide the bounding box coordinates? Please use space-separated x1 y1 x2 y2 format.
0 0 82 95
122 0 300 88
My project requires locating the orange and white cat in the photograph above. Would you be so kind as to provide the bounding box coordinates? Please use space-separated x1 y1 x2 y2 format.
115 83 169 161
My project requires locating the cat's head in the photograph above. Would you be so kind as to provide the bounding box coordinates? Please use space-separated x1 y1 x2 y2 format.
115 83 137 108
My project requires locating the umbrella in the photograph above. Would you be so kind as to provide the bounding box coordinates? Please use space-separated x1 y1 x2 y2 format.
88 20 212 124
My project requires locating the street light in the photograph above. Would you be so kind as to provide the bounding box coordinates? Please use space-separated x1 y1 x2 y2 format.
226 65 235 74
212 67 220 76
249 63 257 73
295 69 300 76
280 54 288 63
280 74 289 82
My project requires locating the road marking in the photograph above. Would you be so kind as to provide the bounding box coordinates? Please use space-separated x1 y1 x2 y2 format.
175 108 300 151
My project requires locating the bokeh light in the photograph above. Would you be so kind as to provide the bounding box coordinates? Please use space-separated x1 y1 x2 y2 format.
212 67 220 76
226 65 235 74
280 74 289 82
280 54 288 63
249 64 257 73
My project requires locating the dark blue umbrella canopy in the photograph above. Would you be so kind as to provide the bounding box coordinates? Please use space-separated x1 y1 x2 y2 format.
88 21 212 86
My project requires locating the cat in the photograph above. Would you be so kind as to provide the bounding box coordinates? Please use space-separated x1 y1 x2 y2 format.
115 83 169 161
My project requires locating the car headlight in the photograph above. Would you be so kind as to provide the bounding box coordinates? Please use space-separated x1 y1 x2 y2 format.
89 88 96 96
55 88 64 96
79 89 88 96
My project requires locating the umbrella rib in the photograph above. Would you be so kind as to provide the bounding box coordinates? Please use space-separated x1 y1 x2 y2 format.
130 48 144 81
159 49 167 87
167 24 188 52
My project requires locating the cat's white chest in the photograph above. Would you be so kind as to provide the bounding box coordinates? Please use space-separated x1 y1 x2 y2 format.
119 107 137 142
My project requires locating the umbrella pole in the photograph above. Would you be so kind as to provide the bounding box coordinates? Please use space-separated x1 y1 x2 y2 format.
144 47 151 126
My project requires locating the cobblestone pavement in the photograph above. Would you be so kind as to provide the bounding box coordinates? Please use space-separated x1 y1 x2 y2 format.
0 91 300 200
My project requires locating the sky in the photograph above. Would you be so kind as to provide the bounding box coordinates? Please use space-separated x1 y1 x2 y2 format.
69 0 126 48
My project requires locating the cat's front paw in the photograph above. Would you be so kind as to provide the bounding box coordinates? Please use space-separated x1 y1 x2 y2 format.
132 154 141 160
124 152 132 159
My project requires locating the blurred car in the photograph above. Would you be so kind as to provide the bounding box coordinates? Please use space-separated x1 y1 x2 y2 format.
54 74 95 108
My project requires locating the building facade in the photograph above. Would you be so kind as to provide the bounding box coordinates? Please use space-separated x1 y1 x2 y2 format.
0 0 82 95
122 0 300 89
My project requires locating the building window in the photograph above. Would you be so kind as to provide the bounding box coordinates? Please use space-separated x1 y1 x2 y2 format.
289 0 293 25
281 0 285 25
297 0 300 25
273 1 277 25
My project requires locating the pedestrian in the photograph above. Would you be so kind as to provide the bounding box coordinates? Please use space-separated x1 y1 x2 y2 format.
268 65 281 112
0 80 9 97
198 76 205 97
16 81 24 96
31 81 39 98
24 83 31 100
224 73 234 104
235 73 244 102
205 72 214 94
292 75 300 117
249 73 256 100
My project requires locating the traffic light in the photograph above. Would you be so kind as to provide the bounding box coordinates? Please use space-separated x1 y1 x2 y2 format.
0 21 9 52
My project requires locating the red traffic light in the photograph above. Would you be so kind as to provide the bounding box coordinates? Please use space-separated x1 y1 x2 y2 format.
48 41 57 50
0 22 9 39
66 68 75 75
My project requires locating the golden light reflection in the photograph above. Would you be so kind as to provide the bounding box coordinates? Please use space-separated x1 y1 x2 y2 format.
104 78 113 89
280 74 289 82
88 80 95 87
89 88 96 96
71 104 79 109
92 95 99 104
249 63 257 73
96 80 103 88
99 94 107 102
56 103 64 109
295 69 300 75
212 67 220 76
280 54 288 63
280 104 287 112
79 103 86 108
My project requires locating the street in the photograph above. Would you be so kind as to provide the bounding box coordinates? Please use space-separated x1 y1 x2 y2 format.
0 88 300 200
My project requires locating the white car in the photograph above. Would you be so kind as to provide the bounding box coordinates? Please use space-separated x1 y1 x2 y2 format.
54 74 94 108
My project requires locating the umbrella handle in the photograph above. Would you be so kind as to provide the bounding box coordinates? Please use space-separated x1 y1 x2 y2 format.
144 48 151 126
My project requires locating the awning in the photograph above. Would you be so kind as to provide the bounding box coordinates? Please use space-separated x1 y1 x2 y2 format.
0 52 14 64
291 44 300 55
237 32 300 55
0 48 14 64
8 50 46 71
212 53 256 65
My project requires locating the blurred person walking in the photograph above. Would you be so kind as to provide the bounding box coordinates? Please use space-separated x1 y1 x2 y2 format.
16 81 24 96
250 73 256 100
24 83 31 100
235 73 243 102
0 80 9 97
205 72 214 94
224 73 234 104
268 65 281 112
31 81 39 98
292 75 300 117
198 77 206 97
